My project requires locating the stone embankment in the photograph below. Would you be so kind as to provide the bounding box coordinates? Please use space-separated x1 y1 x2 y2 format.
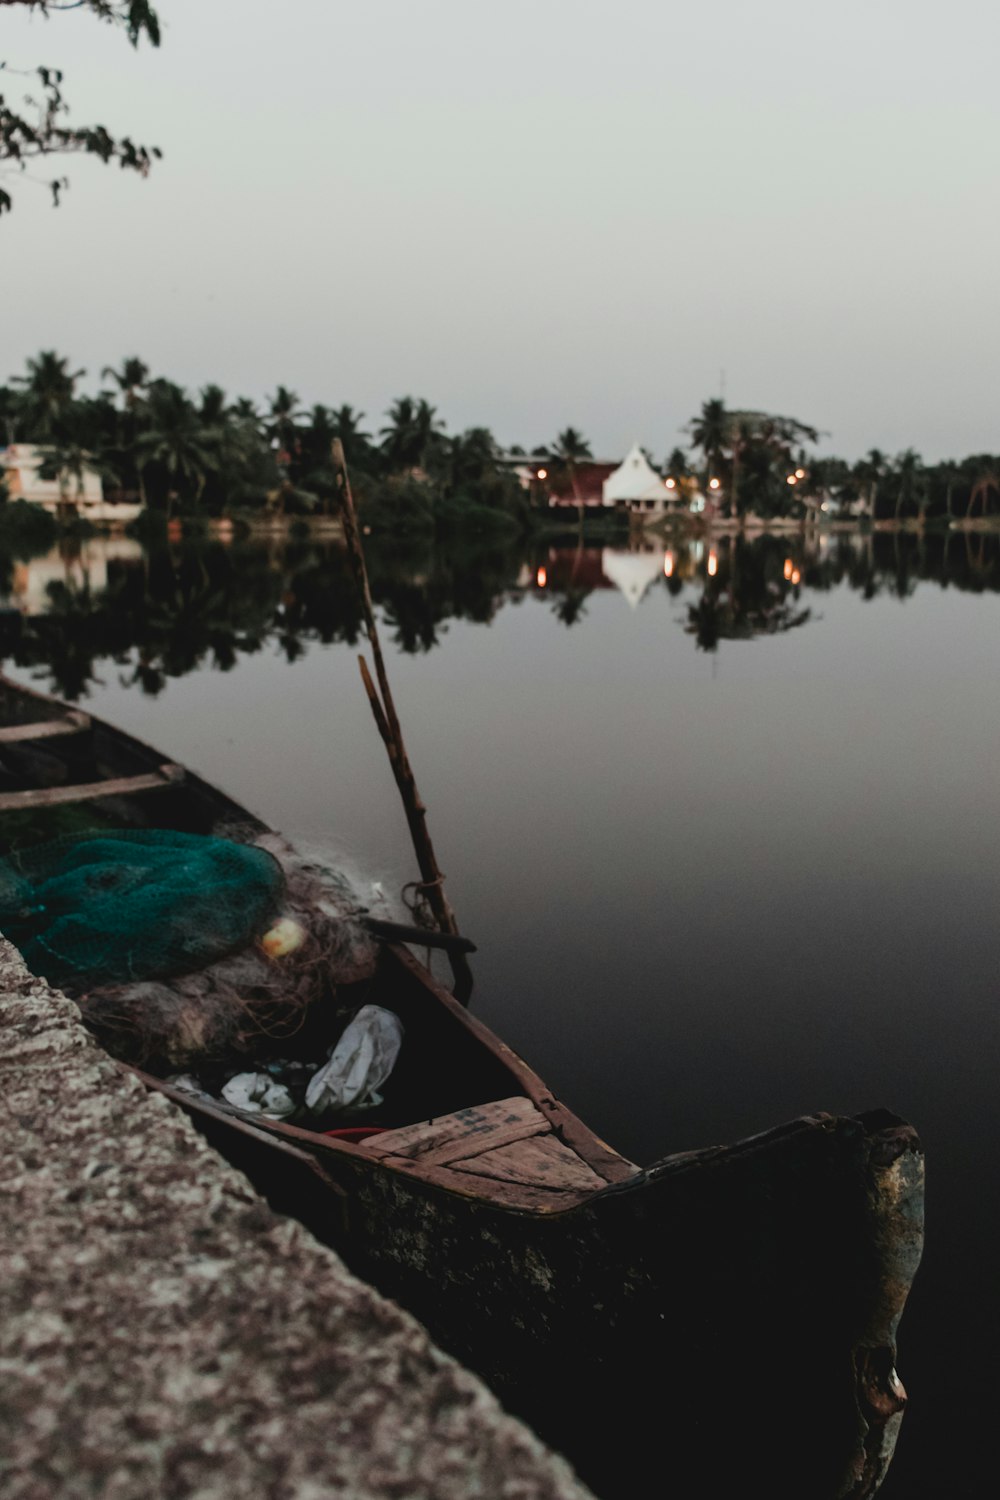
0 938 593 1500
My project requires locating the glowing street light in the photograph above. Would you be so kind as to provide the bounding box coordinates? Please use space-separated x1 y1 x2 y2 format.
709 477 721 491
536 566 547 588
707 550 718 577
786 474 797 486
783 558 793 580
795 468 806 479
790 568 801 586
536 467 548 480
665 476 676 490
663 552 674 578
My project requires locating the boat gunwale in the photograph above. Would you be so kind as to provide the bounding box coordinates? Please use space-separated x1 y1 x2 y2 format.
0 671 635 1197
0 672 924 1215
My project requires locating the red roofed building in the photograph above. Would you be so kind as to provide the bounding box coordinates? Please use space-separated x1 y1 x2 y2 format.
545 462 618 508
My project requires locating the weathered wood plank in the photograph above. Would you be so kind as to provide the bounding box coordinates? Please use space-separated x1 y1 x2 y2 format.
366 1097 607 1192
366 1151 592 1212
448 1134 608 1192
0 712 91 744
0 764 184 811
365 1097 548 1165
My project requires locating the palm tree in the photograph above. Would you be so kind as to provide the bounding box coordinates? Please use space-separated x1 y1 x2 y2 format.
853 449 887 521
199 384 228 426
728 417 754 517
0 384 18 446
548 427 593 528
305 403 336 444
37 442 119 501
736 430 786 518
413 399 444 466
893 449 925 523
231 396 261 425
661 445 692 508
11 350 85 439
381 396 444 472
135 381 218 512
804 455 852 513
266 386 303 456
209 402 272 512
934 459 961 522
92 358 150 502
287 405 339 511
331 404 371 467
687 403 820 517
437 426 501 492
101 356 149 411
687 399 729 490
734 414 819 519
381 395 417 468
550 426 592 464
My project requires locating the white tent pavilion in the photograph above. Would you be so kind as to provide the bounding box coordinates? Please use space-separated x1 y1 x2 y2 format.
602 444 671 512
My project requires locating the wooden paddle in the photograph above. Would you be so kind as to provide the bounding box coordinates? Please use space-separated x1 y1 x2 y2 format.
332 439 474 1002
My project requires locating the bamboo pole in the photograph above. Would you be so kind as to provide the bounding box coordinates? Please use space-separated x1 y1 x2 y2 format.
331 440 473 1002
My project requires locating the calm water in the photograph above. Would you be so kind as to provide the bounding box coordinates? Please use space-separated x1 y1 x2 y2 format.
3 527 998 1498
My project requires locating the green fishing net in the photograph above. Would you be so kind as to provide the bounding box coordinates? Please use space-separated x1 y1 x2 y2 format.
0 830 284 991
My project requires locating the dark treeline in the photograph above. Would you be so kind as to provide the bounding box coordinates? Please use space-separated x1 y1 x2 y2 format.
0 353 541 538
4 357 1000 530
1 530 997 701
681 399 1000 522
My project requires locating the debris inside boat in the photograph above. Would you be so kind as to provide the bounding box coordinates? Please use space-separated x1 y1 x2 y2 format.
0 826 409 1129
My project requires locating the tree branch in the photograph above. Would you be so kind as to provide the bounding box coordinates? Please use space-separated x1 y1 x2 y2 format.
0 3 161 212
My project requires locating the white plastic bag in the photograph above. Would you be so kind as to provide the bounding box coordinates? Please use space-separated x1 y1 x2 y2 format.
305 1004 404 1113
221 1071 296 1119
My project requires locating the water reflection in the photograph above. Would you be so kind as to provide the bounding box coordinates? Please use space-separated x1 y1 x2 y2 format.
1 537 144 615
1 524 999 1500
0 528 998 700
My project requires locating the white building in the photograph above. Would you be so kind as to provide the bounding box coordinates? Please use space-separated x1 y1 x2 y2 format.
602 444 673 514
501 442 698 516
0 443 142 525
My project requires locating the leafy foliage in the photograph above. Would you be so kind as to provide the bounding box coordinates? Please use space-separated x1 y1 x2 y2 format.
0 2 161 214
0 351 531 530
3 350 1000 528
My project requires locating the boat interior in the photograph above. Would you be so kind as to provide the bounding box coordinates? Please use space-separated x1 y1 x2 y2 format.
0 676 638 1199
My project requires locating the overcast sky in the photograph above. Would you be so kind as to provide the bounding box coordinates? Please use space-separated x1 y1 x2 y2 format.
2 0 998 460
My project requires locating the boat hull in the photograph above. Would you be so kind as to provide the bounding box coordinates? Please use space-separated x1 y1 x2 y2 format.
187 1097 922 1500
0 672 925 1498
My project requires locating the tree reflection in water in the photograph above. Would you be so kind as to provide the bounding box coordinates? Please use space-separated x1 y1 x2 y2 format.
0 528 997 700
684 537 812 651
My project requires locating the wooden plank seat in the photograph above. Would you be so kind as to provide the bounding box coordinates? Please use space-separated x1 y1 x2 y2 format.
0 763 185 812
0 712 91 744
363 1096 614 1206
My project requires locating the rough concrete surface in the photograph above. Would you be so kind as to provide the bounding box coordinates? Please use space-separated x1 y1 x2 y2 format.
0 938 594 1500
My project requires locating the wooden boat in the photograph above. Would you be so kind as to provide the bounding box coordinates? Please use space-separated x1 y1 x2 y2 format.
0 672 924 1500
